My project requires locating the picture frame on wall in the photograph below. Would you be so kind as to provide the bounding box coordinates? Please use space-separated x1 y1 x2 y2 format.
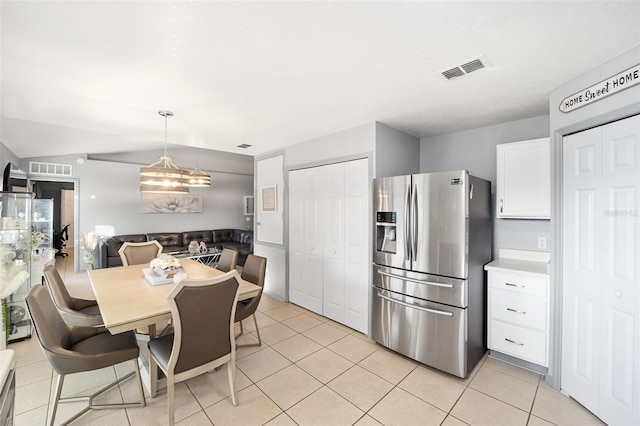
141 193 203 214
260 185 277 213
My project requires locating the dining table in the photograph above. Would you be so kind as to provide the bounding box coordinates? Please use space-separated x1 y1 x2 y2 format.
88 258 261 397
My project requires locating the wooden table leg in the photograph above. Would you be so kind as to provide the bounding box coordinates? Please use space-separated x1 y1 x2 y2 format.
148 323 158 398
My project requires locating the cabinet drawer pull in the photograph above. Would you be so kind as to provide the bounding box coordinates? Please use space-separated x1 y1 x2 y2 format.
507 308 526 314
505 282 525 288
505 338 524 346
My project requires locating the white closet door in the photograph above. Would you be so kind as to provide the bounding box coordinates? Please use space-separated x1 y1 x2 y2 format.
562 115 640 426
323 163 346 323
343 158 369 333
289 167 323 314
562 125 602 411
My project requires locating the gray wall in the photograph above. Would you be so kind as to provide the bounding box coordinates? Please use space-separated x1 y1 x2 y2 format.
547 46 640 390
284 122 375 168
375 122 420 178
420 115 551 256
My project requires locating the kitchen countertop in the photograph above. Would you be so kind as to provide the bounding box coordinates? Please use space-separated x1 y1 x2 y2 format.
484 248 550 278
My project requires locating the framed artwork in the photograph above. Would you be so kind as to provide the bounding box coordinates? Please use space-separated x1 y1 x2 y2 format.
141 193 203 214
261 185 277 213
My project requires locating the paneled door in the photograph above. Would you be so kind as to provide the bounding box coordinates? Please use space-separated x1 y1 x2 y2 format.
562 114 639 426
323 162 346 323
288 158 369 333
289 166 324 314
342 159 369 333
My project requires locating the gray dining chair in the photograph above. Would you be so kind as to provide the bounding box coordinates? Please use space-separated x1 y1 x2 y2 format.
118 240 163 266
43 264 103 327
25 285 146 426
215 248 238 272
235 254 267 347
148 270 241 425
118 240 168 336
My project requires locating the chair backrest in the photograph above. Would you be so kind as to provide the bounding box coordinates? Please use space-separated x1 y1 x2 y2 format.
240 254 267 288
118 240 163 266
25 285 74 372
238 254 267 315
216 249 238 272
167 271 240 375
43 264 74 311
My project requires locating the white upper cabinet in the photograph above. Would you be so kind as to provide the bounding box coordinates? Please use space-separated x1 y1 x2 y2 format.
496 137 551 219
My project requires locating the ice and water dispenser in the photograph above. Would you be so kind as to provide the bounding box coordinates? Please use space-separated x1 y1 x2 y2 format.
376 211 397 253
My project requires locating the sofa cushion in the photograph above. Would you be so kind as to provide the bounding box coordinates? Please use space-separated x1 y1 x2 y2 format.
182 230 213 245
212 229 235 243
147 233 183 249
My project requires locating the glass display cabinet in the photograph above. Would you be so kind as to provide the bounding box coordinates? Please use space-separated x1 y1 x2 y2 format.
33 199 53 248
0 192 33 343
31 198 55 287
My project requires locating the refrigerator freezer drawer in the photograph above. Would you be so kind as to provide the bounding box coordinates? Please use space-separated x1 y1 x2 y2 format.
371 286 468 378
373 264 467 308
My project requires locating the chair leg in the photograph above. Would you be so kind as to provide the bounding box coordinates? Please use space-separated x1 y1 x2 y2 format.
49 374 64 426
167 377 175 425
227 359 238 406
51 363 146 426
252 313 262 346
235 314 262 348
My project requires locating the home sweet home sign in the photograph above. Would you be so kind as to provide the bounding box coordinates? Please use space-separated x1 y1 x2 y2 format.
560 64 640 113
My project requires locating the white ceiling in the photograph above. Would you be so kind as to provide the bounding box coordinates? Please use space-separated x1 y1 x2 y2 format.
1 1 639 159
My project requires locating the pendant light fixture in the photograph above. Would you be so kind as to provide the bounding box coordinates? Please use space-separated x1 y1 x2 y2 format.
186 165 211 187
140 110 190 193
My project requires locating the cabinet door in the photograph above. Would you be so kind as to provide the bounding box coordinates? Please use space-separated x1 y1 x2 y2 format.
497 138 550 218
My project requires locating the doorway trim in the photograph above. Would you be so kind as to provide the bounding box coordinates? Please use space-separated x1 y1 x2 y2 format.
29 177 80 272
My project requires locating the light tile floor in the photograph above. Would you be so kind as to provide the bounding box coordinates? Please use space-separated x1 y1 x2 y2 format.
12 249 604 425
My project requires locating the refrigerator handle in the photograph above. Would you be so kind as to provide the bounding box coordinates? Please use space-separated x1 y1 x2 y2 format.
405 183 412 261
412 183 418 261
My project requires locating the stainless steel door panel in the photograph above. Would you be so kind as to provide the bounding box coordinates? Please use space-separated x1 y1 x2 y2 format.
371 287 468 378
373 175 411 270
374 264 468 308
412 170 468 279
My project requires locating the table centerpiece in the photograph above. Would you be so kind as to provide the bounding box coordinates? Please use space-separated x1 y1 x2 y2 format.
149 254 182 278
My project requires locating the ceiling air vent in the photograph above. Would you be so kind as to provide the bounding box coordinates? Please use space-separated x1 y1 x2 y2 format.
461 58 486 74
237 144 252 149
440 55 490 80
442 67 466 80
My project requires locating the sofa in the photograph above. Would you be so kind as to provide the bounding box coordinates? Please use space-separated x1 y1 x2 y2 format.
99 229 253 269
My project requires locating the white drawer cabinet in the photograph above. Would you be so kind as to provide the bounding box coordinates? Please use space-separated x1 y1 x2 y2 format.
489 320 547 365
485 253 550 368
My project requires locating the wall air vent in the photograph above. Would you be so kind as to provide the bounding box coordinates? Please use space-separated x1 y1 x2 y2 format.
237 144 252 149
29 161 72 177
440 55 490 80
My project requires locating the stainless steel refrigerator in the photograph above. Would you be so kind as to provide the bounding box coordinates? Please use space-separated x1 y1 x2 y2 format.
372 170 491 378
